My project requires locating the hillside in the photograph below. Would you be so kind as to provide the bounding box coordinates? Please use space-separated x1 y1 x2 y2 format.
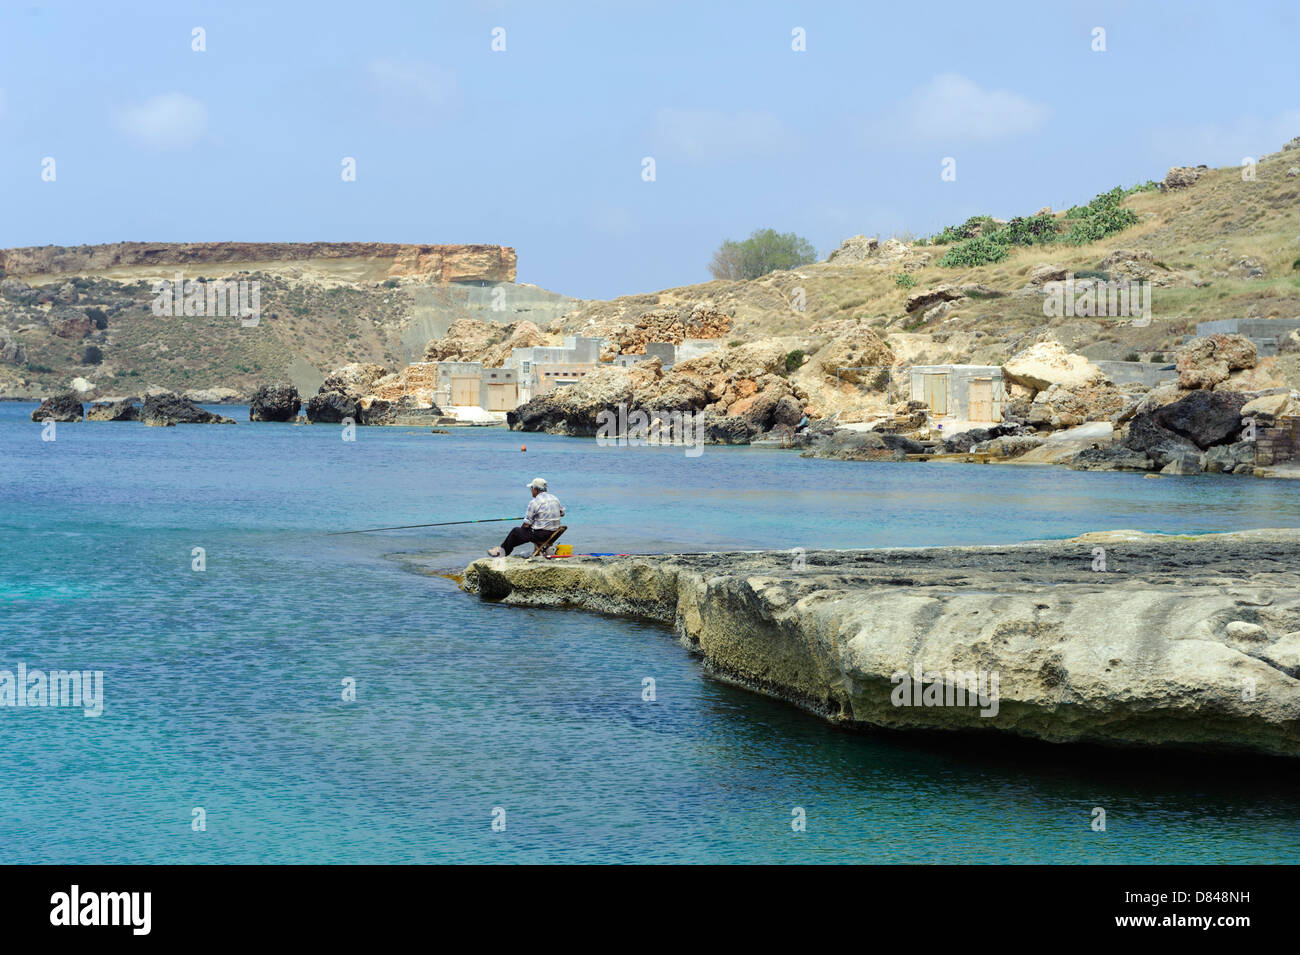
0 244 575 398
3 139 1298 406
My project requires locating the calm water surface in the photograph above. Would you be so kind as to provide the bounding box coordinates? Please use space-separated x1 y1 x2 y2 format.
1 403 1298 863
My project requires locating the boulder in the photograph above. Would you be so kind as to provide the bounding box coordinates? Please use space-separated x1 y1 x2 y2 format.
140 392 237 425
1163 165 1208 189
904 285 963 314
804 429 889 461
249 384 302 422
1003 341 1105 393
1240 392 1291 419
358 395 444 425
1030 264 1067 284
814 327 893 387
701 411 759 445
320 363 389 400
881 433 926 455
1152 390 1247 449
1069 446 1155 471
1160 453 1203 476
86 398 140 422
826 235 879 264
1204 441 1255 474
1123 414 1200 469
305 391 360 424
974 435 1045 458
1176 334 1256 390
30 392 83 422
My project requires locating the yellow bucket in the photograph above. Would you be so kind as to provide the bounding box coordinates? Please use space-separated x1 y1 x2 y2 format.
555 544 573 557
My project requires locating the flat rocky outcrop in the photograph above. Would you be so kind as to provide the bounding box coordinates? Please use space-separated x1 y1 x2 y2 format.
463 531 1300 758
0 242 516 283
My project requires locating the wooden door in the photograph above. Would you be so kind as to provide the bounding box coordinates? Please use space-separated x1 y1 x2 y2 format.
487 383 516 411
923 374 948 415
451 377 479 406
969 378 993 421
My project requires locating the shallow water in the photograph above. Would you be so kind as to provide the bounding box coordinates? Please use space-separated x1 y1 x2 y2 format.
2 403 1298 863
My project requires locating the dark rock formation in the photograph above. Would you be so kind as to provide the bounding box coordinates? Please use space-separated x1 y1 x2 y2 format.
86 398 140 421
140 392 236 425
1153 390 1246 448
359 396 443 425
249 384 302 422
30 392 83 422
305 391 360 424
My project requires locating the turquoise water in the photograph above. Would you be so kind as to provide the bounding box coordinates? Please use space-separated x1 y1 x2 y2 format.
2 402 1298 863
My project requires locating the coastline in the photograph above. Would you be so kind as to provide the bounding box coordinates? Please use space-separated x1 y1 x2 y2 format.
463 529 1300 759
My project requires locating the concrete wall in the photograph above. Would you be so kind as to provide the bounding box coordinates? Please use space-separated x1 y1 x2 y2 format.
533 362 601 395
645 342 676 367
1095 360 1178 388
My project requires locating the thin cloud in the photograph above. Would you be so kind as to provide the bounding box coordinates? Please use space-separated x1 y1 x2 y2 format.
368 59 459 109
116 93 208 150
869 74 1049 145
651 108 792 163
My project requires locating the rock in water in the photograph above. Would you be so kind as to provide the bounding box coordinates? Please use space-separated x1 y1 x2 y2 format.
30 392 84 422
86 398 140 421
305 391 360 423
139 392 236 425
249 384 302 422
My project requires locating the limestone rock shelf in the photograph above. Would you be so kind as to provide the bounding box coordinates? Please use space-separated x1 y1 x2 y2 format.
463 530 1300 758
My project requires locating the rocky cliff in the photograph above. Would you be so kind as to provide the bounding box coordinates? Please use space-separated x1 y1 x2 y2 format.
464 530 1300 758
0 242 517 283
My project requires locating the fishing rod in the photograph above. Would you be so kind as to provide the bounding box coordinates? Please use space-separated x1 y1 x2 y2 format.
327 517 519 536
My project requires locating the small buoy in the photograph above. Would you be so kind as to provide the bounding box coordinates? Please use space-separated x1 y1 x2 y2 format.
521 444 526 452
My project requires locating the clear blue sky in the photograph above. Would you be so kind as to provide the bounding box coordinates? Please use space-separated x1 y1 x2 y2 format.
2 0 1297 299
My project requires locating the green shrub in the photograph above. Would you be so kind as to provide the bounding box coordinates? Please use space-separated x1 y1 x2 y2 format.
1292 257 1300 271
709 228 817 280
1124 352 1140 363
932 215 997 245
893 272 917 289
992 213 1059 246
937 236 1008 268
1061 187 1140 244
25 363 54 373
783 349 805 373
1150 353 1166 363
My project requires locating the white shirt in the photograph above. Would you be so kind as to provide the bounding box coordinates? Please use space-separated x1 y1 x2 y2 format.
524 491 565 531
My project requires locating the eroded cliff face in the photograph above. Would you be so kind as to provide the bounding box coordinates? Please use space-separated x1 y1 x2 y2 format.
0 242 517 283
463 530 1300 758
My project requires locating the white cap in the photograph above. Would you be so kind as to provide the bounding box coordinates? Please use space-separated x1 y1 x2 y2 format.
527 477 547 490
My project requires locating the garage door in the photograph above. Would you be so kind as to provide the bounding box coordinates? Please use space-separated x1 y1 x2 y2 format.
451 377 479 406
486 382 517 411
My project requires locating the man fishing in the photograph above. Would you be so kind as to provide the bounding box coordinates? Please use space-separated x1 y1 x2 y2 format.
488 478 566 558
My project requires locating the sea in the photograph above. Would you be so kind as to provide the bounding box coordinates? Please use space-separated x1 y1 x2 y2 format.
2 402 1298 863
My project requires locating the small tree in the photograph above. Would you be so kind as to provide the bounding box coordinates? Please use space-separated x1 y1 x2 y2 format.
709 228 817 280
